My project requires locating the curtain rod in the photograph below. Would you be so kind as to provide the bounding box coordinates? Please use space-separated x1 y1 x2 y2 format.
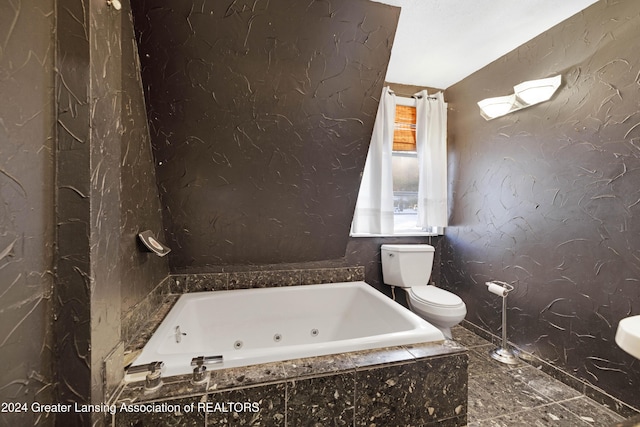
387 88 440 101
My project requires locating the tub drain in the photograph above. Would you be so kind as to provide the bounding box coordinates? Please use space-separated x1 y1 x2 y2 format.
310 329 319 337
273 333 282 342
234 340 243 350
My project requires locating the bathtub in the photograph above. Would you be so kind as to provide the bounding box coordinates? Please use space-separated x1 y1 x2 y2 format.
127 281 445 379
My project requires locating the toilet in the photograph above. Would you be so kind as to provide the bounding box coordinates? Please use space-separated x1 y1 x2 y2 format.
380 244 466 339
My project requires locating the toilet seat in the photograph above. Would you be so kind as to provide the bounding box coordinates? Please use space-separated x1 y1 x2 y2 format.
409 285 464 308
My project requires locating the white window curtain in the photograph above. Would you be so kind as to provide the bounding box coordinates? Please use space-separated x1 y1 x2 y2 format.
351 87 396 235
415 90 448 228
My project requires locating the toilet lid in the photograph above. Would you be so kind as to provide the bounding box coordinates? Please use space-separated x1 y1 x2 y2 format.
410 286 463 308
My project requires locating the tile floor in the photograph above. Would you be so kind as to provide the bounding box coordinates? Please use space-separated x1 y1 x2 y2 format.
451 326 627 427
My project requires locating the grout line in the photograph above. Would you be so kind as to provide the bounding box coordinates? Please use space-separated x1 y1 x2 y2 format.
471 399 586 424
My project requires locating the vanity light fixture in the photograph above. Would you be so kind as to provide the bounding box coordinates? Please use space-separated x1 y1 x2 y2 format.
107 0 122 10
477 95 522 121
514 75 562 105
478 75 561 120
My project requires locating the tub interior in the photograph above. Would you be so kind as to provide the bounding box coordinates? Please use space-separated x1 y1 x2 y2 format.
129 282 444 377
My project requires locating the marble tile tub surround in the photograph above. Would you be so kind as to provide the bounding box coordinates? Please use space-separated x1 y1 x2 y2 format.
111 341 468 427
171 266 366 292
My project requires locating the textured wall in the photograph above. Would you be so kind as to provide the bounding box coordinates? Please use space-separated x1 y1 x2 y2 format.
132 0 400 269
443 0 640 409
0 0 56 425
55 0 93 423
55 0 122 423
119 1 171 317
55 0 169 424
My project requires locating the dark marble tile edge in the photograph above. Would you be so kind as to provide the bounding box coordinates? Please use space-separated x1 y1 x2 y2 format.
424 414 467 427
123 294 179 361
404 340 468 360
122 275 176 356
461 320 640 418
170 262 359 274
170 266 366 293
115 341 464 404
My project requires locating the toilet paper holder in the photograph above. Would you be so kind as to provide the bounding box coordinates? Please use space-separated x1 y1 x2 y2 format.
486 280 513 296
485 281 520 365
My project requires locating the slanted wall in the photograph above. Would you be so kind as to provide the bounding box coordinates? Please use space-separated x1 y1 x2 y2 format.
132 0 400 269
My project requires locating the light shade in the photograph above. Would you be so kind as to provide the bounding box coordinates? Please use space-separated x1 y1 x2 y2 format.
478 74 561 120
514 75 561 105
477 95 520 120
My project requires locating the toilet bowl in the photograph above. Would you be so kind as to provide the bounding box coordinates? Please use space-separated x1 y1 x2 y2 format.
381 244 466 339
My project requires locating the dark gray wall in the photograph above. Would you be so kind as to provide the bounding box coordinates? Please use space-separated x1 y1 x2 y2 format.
2 0 409 425
55 0 169 424
443 0 640 409
132 0 401 270
3 0 173 425
120 1 171 316
55 1 126 422
0 0 56 425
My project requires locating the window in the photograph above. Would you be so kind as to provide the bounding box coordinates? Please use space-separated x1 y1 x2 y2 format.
392 151 422 233
392 104 428 234
351 89 447 237
393 105 416 151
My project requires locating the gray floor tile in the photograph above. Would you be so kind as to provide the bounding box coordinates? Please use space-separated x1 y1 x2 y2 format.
560 396 625 426
452 325 494 348
459 326 629 426
468 372 552 422
467 345 527 382
506 364 582 401
478 403 590 426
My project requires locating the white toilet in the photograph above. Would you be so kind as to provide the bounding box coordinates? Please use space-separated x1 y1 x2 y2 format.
381 244 466 339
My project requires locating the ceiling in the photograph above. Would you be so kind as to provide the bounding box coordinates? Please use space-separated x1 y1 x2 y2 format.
372 0 599 89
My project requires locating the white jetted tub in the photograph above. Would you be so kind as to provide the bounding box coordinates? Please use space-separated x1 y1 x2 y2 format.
127 281 445 378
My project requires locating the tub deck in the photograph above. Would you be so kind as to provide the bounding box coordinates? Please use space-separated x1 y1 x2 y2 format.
113 339 468 426
114 280 468 426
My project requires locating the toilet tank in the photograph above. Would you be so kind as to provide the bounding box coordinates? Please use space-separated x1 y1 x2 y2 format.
380 244 435 288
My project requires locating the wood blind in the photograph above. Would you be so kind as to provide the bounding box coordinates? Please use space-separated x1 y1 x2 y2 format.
393 105 416 151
